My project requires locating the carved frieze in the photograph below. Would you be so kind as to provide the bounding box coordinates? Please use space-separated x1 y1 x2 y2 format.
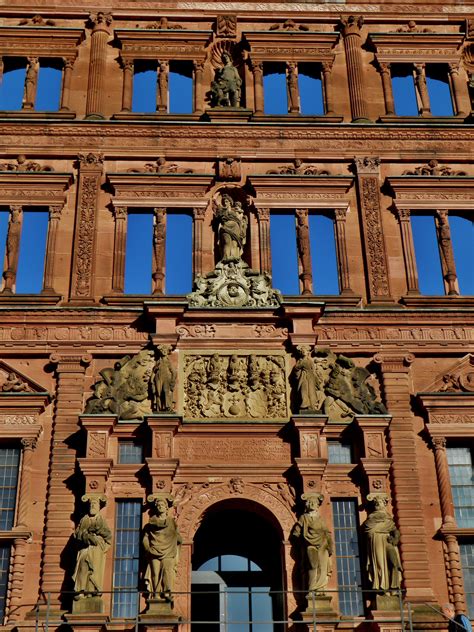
127 158 194 174
0 155 53 172
403 160 467 176
176 436 291 461
182 351 288 421
266 160 330 175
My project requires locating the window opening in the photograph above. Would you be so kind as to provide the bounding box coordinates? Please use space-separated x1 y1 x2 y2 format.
460 543 474 618
263 63 287 115
0 209 9 274
270 212 299 295
112 500 142 618
124 210 154 294
35 59 62 111
447 446 474 529
117 441 144 464
426 64 454 116
410 214 445 295
0 58 26 110
165 211 193 294
391 64 418 116
16 209 49 294
308 213 339 295
0 544 11 621
132 61 157 113
327 441 353 464
298 63 324 116
0 446 20 531
449 214 474 295
169 61 193 114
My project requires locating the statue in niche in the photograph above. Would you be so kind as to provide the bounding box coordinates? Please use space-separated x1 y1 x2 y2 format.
152 345 176 412
209 52 242 107
362 494 402 593
72 495 112 600
215 194 248 263
292 493 333 593
143 495 182 604
293 345 325 412
23 57 39 107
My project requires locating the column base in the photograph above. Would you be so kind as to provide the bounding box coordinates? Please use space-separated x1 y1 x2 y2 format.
302 593 338 619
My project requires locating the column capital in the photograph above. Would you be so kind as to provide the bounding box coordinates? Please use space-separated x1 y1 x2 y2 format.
354 156 381 175
193 207 207 220
77 152 104 169
49 353 92 371
432 435 447 451
113 205 128 219
395 206 411 221
21 437 38 451
88 11 113 33
120 57 134 71
49 205 63 220
340 15 364 37
334 207 348 221
373 353 415 371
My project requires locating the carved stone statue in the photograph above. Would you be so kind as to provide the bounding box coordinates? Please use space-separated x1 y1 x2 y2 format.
72 495 112 609
143 495 182 608
152 345 176 412
292 493 333 593
210 52 242 107
362 494 402 593
215 194 248 263
293 345 324 412
1 371 30 392
23 57 39 108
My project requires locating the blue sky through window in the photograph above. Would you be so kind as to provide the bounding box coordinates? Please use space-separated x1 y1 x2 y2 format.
411 214 445 295
298 63 324 115
309 213 339 294
391 64 418 116
450 214 474 295
165 212 193 294
0 211 9 276
270 212 299 294
16 210 49 293
0 60 26 110
132 63 156 112
169 61 193 114
124 211 153 293
426 65 454 116
35 61 62 111
263 63 287 115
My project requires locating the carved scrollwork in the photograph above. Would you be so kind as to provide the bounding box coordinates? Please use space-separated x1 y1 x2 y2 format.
403 160 467 176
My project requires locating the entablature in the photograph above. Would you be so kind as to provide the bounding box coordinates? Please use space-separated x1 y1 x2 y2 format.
368 31 464 63
115 28 212 61
387 175 474 210
249 174 354 208
0 25 85 60
0 171 72 207
243 30 339 62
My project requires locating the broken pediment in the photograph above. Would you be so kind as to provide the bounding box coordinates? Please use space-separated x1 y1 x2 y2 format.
0 360 48 394
421 355 474 394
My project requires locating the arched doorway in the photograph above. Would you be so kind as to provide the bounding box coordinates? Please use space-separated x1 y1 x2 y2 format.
191 502 285 631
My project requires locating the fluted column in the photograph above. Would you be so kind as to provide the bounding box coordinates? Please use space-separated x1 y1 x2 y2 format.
42 205 62 294
295 209 312 294
111 206 127 293
193 61 204 114
22 57 39 110
449 63 468 117
2 205 22 294
252 61 264 115
340 16 370 122
85 12 112 119
414 64 431 115
60 58 74 111
192 207 206 276
121 58 134 112
321 60 335 115
152 207 166 295
256 206 271 274
334 208 353 294
395 207 419 295
379 61 395 115
436 209 458 295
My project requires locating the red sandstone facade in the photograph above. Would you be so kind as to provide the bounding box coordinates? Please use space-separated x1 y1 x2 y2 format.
0 1 473 631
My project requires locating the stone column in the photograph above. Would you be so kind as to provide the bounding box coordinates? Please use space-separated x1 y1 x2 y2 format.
252 61 264 115
85 12 112 119
395 207 419 295
321 60 335 115
152 207 166 295
60 58 74 112
378 62 395 115
120 58 134 112
448 63 468 117
295 209 312 295
255 206 271 274
111 206 127 293
157 61 169 113
354 157 393 303
340 16 370 122
2 205 22 294
70 153 104 302
436 209 458 295
287 62 299 113
333 208 353 295
42 205 62 294
432 436 455 526
373 353 436 605
22 57 39 110
414 64 431 115
193 61 204 114
39 354 92 609
192 207 206 277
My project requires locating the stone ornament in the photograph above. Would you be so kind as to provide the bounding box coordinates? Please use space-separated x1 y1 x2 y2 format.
394 20 432 33
269 19 310 31
187 192 281 308
72 495 112 610
0 155 53 172
216 14 237 38
84 346 176 420
183 352 288 420
19 14 56 26
362 493 402 593
0 371 31 393
292 493 333 593
127 157 194 174
403 160 467 176
143 17 183 29
266 159 330 175
209 52 242 108
143 494 182 609
292 347 387 420
439 355 474 393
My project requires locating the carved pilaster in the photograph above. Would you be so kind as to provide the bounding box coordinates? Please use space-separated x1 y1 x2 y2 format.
192 207 206 277
152 207 166 295
321 60 335 115
333 208 353 294
373 353 435 603
378 61 395 115
2 206 22 294
431 436 455 525
436 210 458 296
121 58 134 112
15 436 38 529
395 207 419 295
340 16 370 122
85 12 113 118
443 533 467 615
295 209 312 295
448 63 468 117
255 206 271 274
292 416 327 494
193 61 205 114
8 538 28 621
112 205 127 293
415 64 431 115
60 58 75 111
354 158 393 303
252 61 264 115
42 205 62 294
70 153 103 302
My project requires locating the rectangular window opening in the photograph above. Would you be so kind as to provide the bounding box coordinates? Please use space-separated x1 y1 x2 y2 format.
36 59 62 111
270 211 300 295
169 61 193 114
391 64 419 116
124 210 154 294
117 441 144 464
0 209 10 282
0 544 12 621
263 62 287 115
16 208 49 294
165 210 193 295
0 58 27 111
298 62 324 116
0 446 21 531
328 441 353 464
410 213 445 295
447 446 474 529
426 64 454 117
449 213 474 296
112 500 142 618
132 60 157 113
308 213 340 295
460 542 474 619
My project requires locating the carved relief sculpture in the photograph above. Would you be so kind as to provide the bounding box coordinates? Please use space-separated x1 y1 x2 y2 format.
403 160 467 176
152 345 176 412
0 155 53 172
183 352 288 420
292 493 333 594
72 495 112 610
128 157 194 174
216 14 237 38
143 495 182 609
266 160 330 175
362 494 402 593
209 52 242 107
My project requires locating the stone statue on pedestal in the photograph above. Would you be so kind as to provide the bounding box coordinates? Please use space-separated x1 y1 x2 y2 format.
152 345 176 412
210 52 242 107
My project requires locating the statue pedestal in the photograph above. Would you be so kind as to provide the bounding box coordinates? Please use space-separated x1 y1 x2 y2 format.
71 595 105 614
141 597 182 622
302 593 338 622
205 107 253 122
66 600 109 632
373 594 401 612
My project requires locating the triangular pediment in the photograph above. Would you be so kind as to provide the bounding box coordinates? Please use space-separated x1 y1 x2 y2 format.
0 360 48 395
421 354 474 394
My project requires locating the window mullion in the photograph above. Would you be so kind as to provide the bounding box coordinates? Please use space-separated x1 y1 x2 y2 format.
436 209 459 296
152 207 166 295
